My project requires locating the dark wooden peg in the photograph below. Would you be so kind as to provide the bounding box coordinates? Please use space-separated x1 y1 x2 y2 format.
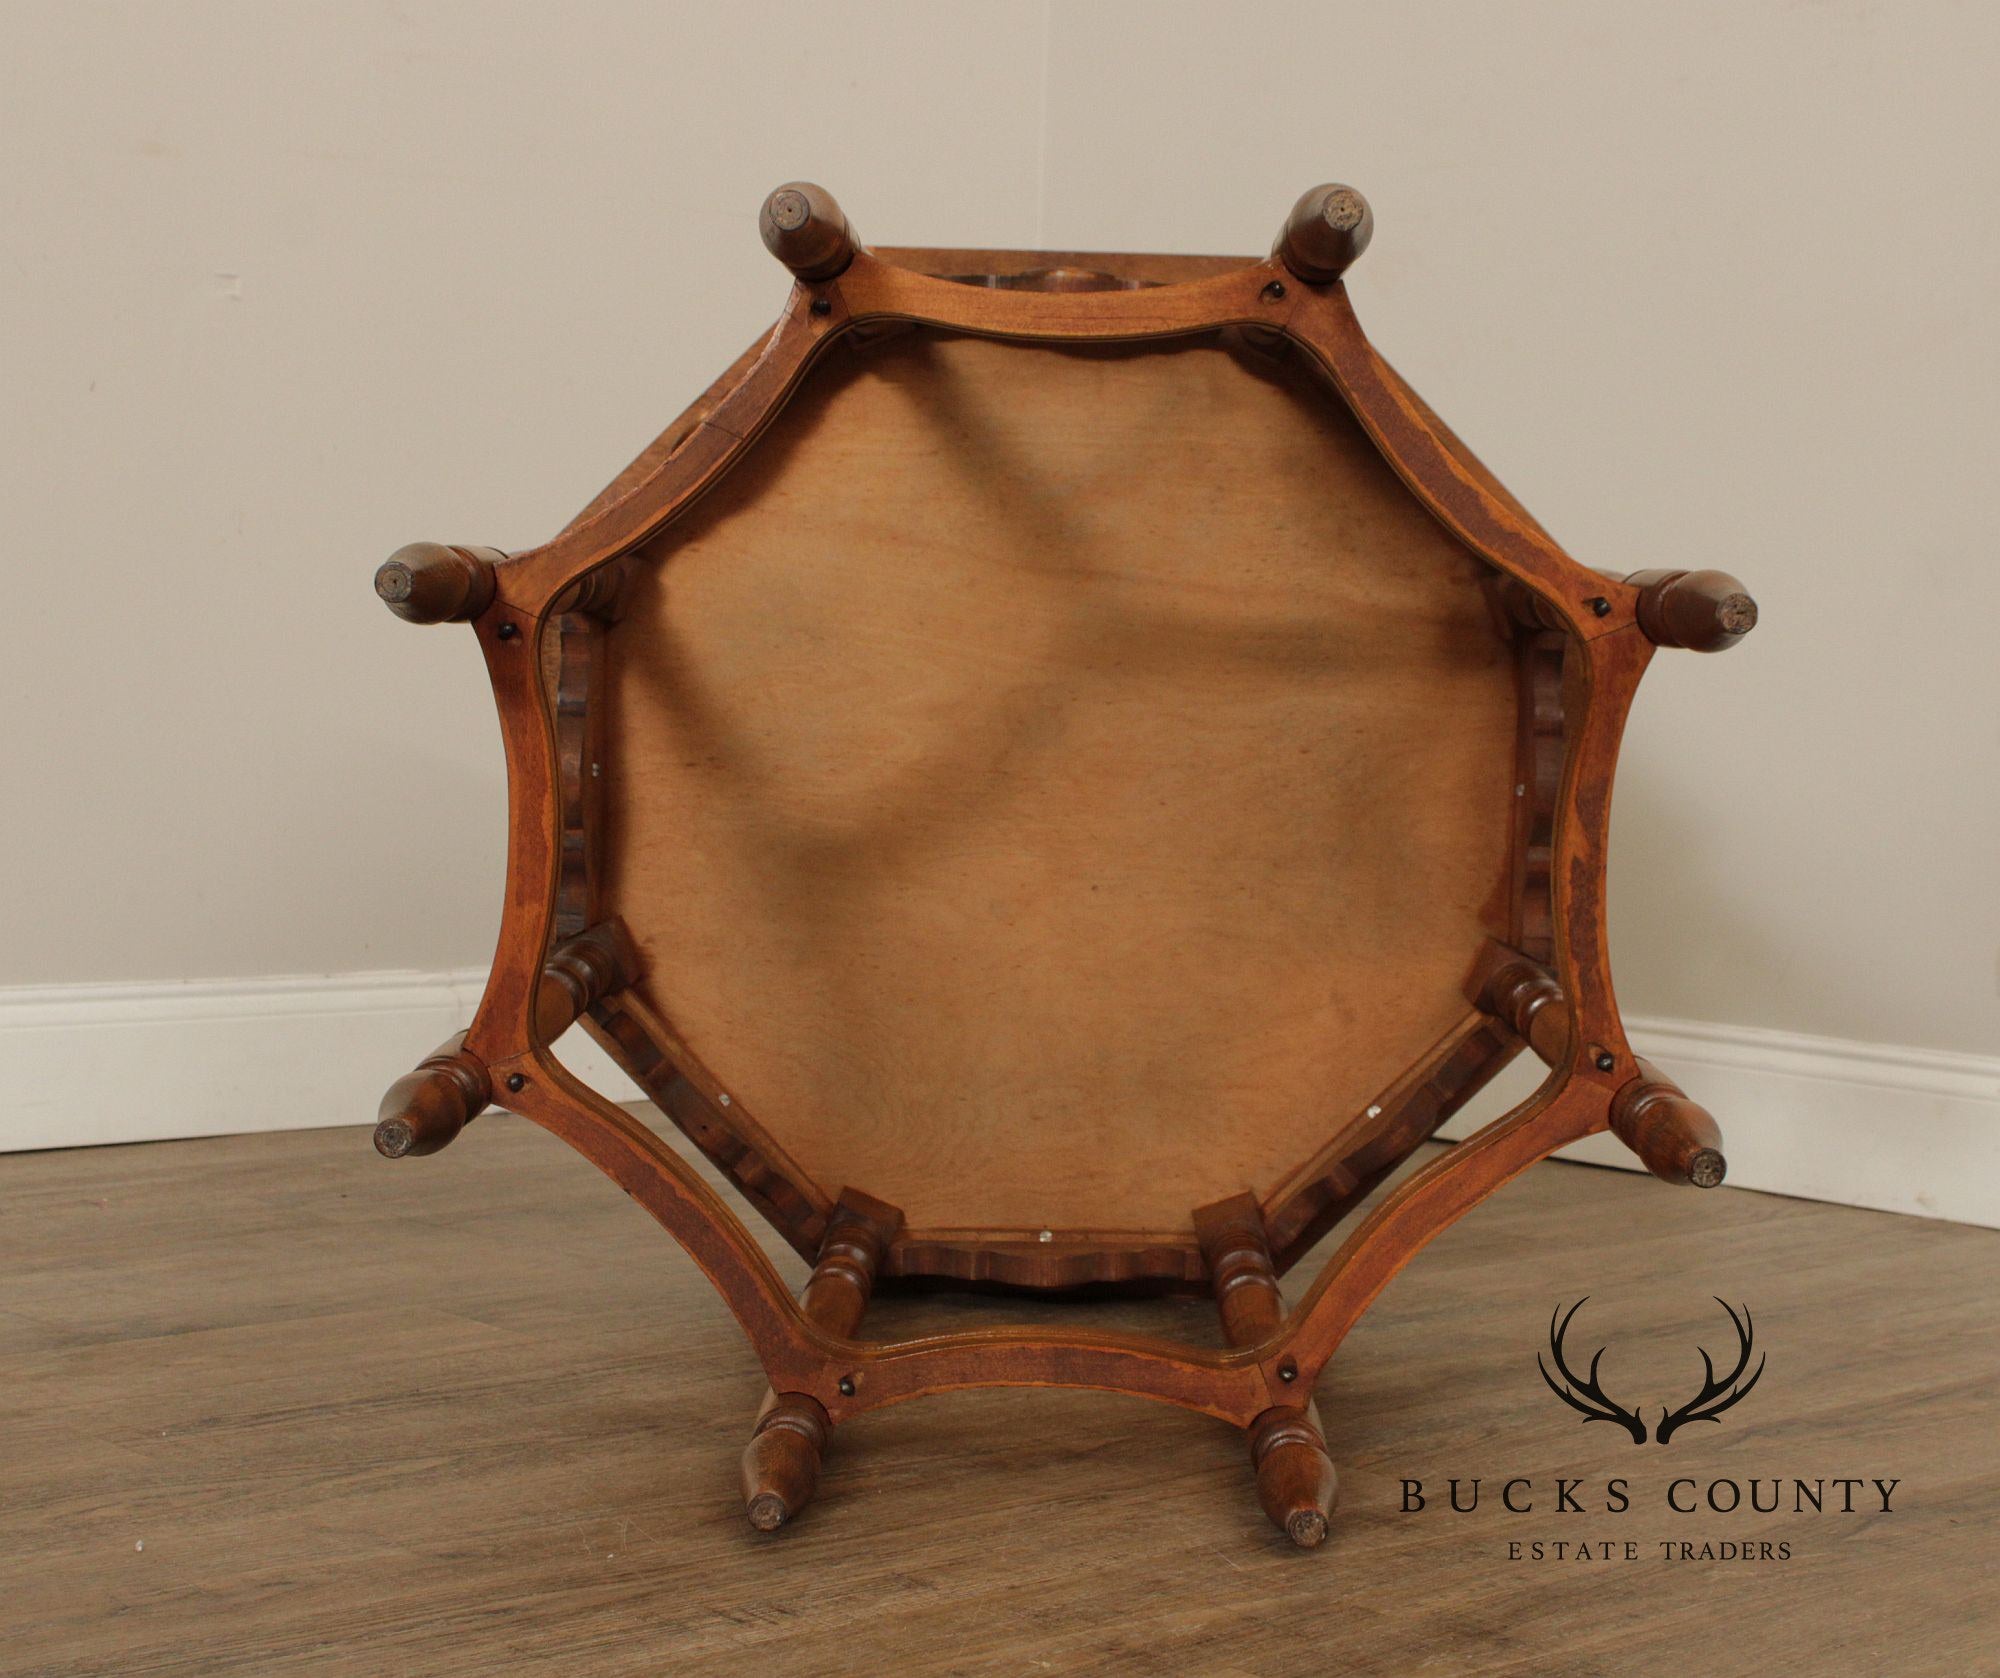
374 543 500 624
1611 1058 1727 1187
1274 184 1374 284
760 182 858 282
1624 569 1759 652
373 1032 491 1158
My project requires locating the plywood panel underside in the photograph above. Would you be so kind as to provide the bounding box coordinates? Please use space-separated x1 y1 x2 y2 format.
596 329 1519 1254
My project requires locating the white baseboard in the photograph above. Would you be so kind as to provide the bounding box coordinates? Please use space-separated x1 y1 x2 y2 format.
0 968 640 1153
1440 1015 2000 1230
2 972 1995 1230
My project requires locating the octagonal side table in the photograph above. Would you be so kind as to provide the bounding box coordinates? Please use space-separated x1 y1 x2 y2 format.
370 180 1757 1547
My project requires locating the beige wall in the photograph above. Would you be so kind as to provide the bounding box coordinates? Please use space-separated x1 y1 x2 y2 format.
7 1 1996 1060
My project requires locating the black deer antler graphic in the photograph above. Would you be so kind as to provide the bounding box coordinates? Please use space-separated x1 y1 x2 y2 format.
1654 1299 1765 1444
1538 1298 1648 1445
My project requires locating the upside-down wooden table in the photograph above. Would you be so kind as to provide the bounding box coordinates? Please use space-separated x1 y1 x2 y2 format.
371 181 1757 1548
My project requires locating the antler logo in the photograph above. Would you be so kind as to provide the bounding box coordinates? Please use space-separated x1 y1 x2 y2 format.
1539 1298 1765 1446
1656 1300 1766 1443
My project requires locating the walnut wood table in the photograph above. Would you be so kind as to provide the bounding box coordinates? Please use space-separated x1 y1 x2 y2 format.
371 180 1757 1548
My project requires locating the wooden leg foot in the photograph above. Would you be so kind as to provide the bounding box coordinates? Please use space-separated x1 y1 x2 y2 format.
1194 1192 1340 1549
740 1395 829 1532
1250 1407 1338 1548
736 1191 902 1535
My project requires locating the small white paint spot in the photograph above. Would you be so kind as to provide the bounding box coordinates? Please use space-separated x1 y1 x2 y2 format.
717 1092 731 1107
1514 784 1526 797
134 1540 145 1552
1038 1229 1053 1243
211 272 242 301
1366 1104 1382 1119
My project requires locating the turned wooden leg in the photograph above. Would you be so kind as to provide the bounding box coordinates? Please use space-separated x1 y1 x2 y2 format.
1613 1059 1728 1188
532 920 638 1044
373 542 503 623
373 919 636 1159
1479 948 1728 1190
1273 183 1373 284
1482 957 1573 1069
1491 574 1569 634
549 555 635 622
1623 568 1759 652
373 1031 489 1158
741 1191 902 1532
1194 1194 1338 1548
741 1395 830 1534
759 182 859 281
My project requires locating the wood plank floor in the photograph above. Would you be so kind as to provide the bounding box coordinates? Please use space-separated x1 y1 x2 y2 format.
1 1121 1994 1677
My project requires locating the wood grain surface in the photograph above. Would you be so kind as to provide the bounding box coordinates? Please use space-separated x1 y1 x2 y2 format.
600 330 1517 1239
4 1124 1993 1676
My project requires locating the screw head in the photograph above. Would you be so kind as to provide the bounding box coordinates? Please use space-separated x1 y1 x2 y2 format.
837 1376 855 1397
496 621 520 641
810 296 833 317
1278 1359 1299 1384
1587 596 1612 618
506 1072 526 1092
1594 1051 1616 1073
1262 279 1287 302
